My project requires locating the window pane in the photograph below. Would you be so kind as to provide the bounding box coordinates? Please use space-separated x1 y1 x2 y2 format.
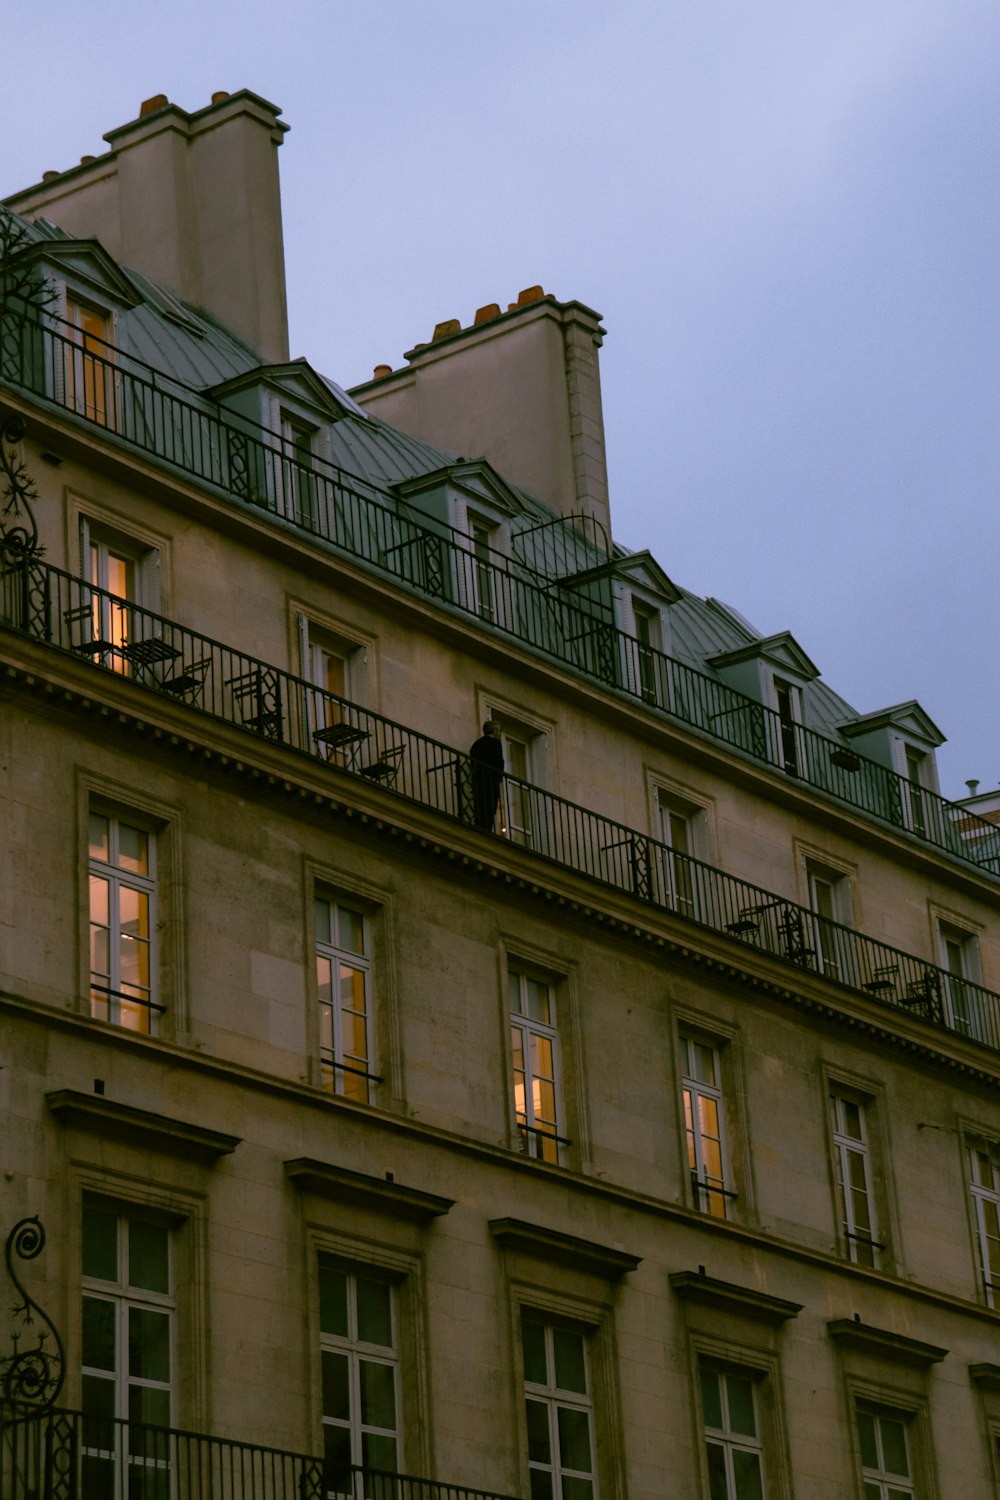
323 1420 352 1482
556 1406 592 1473
561 1480 593 1500
525 1399 551 1463
128 1220 169 1293
726 1375 757 1438
880 1417 909 1478
118 823 148 875
83 1205 118 1281
362 1433 397 1475
857 1410 878 1469
128 1383 170 1432
315 899 332 946
119 886 149 940
319 1265 348 1337
89 814 110 861
552 1328 587 1394
700 1368 723 1430
359 1360 396 1430
705 1440 729 1500
522 1318 547 1385
525 978 551 1026
82 1296 116 1371
128 1307 170 1382
321 1351 350 1422
692 1041 717 1086
732 1448 764 1500
90 875 109 929
529 1470 554 1500
338 906 365 956
356 1277 392 1347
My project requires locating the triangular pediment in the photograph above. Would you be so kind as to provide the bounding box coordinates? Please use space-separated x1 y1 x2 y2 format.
17 238 140 309
394 459 529 519
611 550 681 603
207 359 357 422
840 700 945 749
709 631 820 682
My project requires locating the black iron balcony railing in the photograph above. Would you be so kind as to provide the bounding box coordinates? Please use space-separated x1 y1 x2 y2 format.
0 1402 521 1500
2 555 998 1055
2 305 998 875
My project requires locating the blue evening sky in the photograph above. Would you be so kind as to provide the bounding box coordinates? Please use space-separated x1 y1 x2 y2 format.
8 1 999 795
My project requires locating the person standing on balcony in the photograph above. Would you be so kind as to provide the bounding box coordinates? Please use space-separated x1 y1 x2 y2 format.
469 720 505 831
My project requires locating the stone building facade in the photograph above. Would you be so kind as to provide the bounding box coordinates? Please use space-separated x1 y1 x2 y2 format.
2 89 1000 1500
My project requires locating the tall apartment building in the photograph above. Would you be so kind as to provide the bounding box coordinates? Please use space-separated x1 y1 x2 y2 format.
3 89 1000 1500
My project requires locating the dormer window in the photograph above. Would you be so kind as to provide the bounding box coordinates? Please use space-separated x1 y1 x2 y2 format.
279 412 317 525
631 597 663 704
468 514 499 622
773 676 802 776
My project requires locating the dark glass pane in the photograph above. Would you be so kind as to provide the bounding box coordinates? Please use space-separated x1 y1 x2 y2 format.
359 1359 396 1430
322 1351 351 1422
705 1440 729 1500
525 1399 552 1464
552 1328 587 1394
82 1372 117 1454
556 1406 592 1473
83 1206 118 1281
880 1417 909 1477
726 1375 756 1438
83 1297 117 1372
362 1433 397 1475
522 1317 548 1385
319 1265 349 1337
356 1278 392 1347
323 1420 352 1469
529 1469 553 1500
733 1448 764 1500
128 1220 169 1293
128 1384 170 1436
857 1410 878 1469
700 1368 723 1431
82 1454 116 1500
128 1308 170 1382
561 1481 593 1500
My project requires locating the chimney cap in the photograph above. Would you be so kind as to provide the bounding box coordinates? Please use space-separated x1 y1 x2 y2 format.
373 364 393 380
432 319 461 342
139 93 169 117
474 303 501 325
211 91 231 105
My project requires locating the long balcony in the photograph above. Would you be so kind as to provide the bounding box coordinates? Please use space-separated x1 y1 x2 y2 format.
2 306 998 876
3 555 999 1055
0 1402 520 1500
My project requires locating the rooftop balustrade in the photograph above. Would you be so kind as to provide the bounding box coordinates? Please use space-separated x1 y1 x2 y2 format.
0 1402 521 1500
2 306 998 873
2 554 998 1056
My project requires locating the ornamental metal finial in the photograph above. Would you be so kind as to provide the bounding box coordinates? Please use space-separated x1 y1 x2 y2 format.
0 416 42 562
1 1216 65 1409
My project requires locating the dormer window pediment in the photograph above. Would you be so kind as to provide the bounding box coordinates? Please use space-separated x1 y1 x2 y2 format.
25 239 141 315
207 359 361 435
709 631 819 685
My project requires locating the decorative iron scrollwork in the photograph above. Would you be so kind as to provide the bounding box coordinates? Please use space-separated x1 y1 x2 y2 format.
0 415 42 562
1 1216 65 1409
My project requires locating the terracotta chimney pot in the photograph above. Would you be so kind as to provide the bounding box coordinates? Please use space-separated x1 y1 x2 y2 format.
474 304 501 325
516 285 544 306
42 171 59 182
373 364 393 380
212 92 231 105
139 94 169 117
432 319 461 341
80 156 95 165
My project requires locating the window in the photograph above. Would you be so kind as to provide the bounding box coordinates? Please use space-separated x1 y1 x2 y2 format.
316 896 374 1102
806 861 850 980
71 517 160 671
659 797 702 919
969 1138 1000 1307
700 1366 765 1500
772 677 801 777
510 968 563 1164
830 1093 882 1268
856 1406 915 1499
319 1263 400 1490
82 1203 173 1494
89 811 159 1033
485 708 549 850
937 921 981 1038
681 1036 731 1218
280 412 317 524
903 746 927 839
631 598 663 705
521 1315 597 1500
65 295 114 426
299 617 369 751
469 516 499 622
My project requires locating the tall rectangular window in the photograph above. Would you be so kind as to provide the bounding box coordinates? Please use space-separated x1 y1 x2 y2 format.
660 801 697 919
89 812 157 1033
469 518 497 622
319 1263 400 1490
316 897 373 1102
830 1093 881 1268
700 1367 765 1500
510 969 562 1164
857 1406 915 1498
938 922 981 1038
82 1204 173 1495
521 1315 596 1500
681 1036 730 1218
904 746 927 838
773 677 801 777
631 598 662 705
66 296 114 426
280 413 316 524
970 1138 1000 1307
807 862 850 980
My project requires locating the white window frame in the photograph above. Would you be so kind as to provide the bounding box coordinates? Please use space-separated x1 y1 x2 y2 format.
315 894 375 1103
63 291 117 426
830 1092 881 1268
680 1035 732 1218
658 795 706 919
278 410 318 524
318 1263 401 1486
805 860 851 981
298 615 370 753
856 1405 916 1499
629 595 665 705
937 920 982 1039
770 675 803 777
509 967 564 1164
521 1315 597 1500
88 810 158 1034
81 1204 174 1490
700 1366 766 1500
75 517 161 669
484 705 550 851
969 1137 1000 1307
